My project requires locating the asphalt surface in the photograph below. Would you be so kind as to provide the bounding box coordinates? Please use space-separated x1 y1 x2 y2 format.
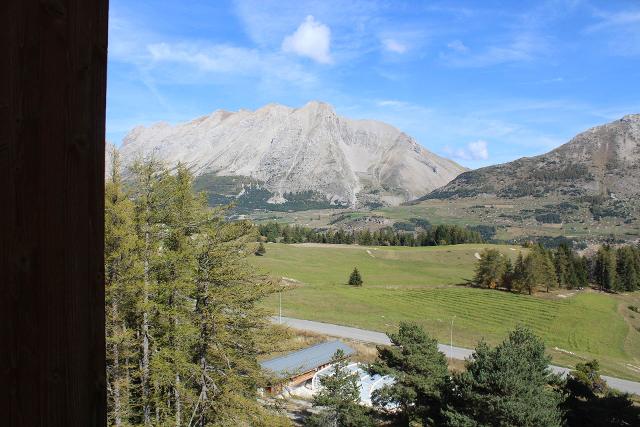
275 316 640 396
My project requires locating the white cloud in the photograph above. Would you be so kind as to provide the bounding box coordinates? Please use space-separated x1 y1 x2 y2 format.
445 140 489 161
282 15 332 64
467 140 489 160
447 40 468 53
382 38 408 54
441 33 548 67
376 99 410 108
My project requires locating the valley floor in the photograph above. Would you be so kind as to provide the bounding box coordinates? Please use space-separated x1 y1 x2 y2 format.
252 243 640 382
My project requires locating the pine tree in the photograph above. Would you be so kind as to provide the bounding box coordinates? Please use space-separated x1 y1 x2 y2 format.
369 322 449 425
442 326 564 426
255 242 266 256
308 350 373 427
348 267 363 286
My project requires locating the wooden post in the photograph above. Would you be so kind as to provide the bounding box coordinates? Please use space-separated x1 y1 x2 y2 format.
1 0 109 425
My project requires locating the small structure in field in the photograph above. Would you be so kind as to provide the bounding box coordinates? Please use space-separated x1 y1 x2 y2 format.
261 340 355 393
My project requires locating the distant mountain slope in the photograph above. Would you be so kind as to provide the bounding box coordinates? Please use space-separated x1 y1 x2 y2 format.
424 114 640 200
119 101 465 209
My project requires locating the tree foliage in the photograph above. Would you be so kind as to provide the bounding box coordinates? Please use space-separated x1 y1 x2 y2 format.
308 350 373 427
442 326 564 427
474 249 507 289
563 360 640 426
258 222 483 247
348 267 363 286
105 158 286 426
368 323 449 425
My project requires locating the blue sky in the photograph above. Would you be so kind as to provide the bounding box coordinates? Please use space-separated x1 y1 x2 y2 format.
107 0 640 168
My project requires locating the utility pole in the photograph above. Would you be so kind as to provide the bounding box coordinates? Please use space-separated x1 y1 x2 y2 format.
450 315 456 362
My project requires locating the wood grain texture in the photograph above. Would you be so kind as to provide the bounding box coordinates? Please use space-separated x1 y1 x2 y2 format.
1 0 109 425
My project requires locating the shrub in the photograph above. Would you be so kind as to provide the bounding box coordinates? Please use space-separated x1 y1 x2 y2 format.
348 268 363 286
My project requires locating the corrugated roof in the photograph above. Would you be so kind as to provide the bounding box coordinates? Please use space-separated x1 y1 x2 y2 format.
260 340 355 378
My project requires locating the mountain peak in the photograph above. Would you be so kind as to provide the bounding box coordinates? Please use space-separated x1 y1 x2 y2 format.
117 101 465 208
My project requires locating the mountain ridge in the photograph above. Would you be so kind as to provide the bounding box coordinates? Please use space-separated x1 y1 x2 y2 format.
118 101 466 208
423 114 640 201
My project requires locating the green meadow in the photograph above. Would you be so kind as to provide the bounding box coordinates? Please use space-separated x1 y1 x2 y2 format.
252 243 640 382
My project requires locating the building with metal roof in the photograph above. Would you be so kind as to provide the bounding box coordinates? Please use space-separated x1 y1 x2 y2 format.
260 340 355 392
312 362 395 407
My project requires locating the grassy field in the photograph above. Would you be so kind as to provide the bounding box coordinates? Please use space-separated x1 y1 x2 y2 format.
252 243 640 382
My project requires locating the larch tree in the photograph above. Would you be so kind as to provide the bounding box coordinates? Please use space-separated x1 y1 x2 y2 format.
615 246 639 292
129 158 168 425
105 149 141 426
473 249 507 289
594 246 617 291
191 209 283 426
105 158 289 426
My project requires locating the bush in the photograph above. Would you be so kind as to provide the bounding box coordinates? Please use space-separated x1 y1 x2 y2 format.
255 242 266 256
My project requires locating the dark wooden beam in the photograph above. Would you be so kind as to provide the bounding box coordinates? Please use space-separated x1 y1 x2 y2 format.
1 0 109 425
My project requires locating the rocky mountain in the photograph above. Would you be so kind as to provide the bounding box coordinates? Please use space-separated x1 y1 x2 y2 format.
118 101 465 209
425 114 640 201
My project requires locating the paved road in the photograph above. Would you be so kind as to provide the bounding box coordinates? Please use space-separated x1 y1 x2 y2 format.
275 316 640 396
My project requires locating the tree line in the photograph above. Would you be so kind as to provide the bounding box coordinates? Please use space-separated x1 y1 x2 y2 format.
474 243 640 294
309 324 639 426
258 222 483 247
105 153 288 426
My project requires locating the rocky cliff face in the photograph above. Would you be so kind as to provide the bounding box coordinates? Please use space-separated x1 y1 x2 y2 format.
118 101 465 208
425 114 640 200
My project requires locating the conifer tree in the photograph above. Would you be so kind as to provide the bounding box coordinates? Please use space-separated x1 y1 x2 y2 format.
512 252 527 293
129 158 168 425
308 350 373 427
473 249 507 289
105 159 288 426
595 246 617 291
105 149 140 426
191 212 281 425
150 163 201 425
369 322 449 425
501 257 514 290
349 267 363 286
442 326 564 426
255 242 266 256
563 359 640 426
616 246 639 292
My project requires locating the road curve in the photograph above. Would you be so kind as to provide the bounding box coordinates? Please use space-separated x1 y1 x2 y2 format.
274 316 640 396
